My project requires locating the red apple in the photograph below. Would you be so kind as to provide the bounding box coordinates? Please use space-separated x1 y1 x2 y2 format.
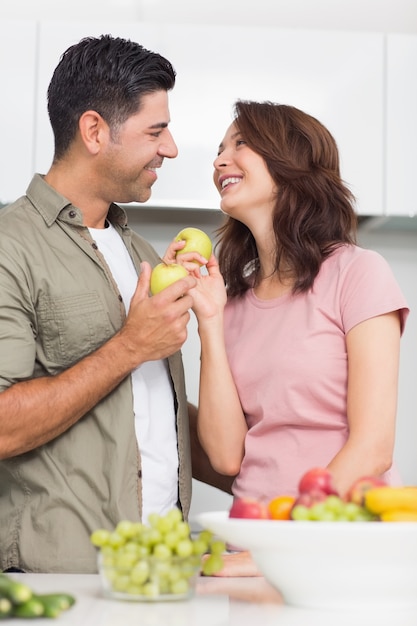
229 498 270 520
292 489 328 509
346 475 387 506
298 467 339 496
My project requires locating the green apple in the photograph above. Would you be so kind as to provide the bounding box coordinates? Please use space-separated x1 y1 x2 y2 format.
174 227 212 265
150 262 189 295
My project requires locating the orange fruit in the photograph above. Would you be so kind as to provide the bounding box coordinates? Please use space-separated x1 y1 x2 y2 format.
268 495 296 520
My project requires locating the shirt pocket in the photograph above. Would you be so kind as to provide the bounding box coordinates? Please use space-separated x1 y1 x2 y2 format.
37 291 114 368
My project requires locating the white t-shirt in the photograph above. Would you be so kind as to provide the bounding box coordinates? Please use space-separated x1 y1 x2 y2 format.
89 222 179 523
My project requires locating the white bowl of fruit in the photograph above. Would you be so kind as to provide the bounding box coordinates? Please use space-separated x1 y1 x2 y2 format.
91 508 224 602
196 468 417 611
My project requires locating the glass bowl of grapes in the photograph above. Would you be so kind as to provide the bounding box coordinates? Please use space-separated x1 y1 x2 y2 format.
91 508 225 602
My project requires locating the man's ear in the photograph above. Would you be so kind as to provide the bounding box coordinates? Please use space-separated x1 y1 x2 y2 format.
78 110 109 155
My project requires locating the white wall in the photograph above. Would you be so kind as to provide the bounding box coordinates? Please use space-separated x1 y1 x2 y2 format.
1 0 417 33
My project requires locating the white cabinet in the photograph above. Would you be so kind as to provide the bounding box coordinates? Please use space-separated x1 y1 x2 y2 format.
161 25 385 215
386 34 417 216
0 21 37 205
33 22 385 214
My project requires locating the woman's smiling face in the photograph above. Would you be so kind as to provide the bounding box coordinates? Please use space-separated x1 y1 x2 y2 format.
212 121 277 224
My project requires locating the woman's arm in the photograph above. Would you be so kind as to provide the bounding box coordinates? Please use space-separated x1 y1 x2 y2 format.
191 256 248 476
327 310 401 496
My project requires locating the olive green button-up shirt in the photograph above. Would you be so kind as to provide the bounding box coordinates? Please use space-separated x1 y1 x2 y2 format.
0 174 192 573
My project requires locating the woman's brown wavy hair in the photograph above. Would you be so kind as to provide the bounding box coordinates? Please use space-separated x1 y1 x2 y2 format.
216 101 358 298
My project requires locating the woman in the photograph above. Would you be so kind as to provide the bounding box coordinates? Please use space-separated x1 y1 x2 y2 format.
169 101 409 574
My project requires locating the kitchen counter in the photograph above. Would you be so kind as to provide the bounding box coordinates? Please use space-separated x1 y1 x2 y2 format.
5 573 417 626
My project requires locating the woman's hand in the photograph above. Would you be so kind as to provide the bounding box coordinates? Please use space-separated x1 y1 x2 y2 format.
162 240 208 278
189 255 227 322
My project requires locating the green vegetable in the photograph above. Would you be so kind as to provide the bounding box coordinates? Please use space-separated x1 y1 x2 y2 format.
0 596 13 619
34 593 76 617
0 574 76 619
12 597 45 618
0 575 32 604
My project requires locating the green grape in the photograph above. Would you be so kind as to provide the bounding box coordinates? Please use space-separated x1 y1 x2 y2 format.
147 513 160 528
176 521 191 539
164 530 180 549
125 584 143 596
344 502 363 521
108 531 125 549
156 515 176 534
167 565 182 583
112 574 130 592
202 554 224 576
192 539 208 556
170 578 189 596
309 502 329 520
153 559 171 579
90 528 111 547
165 507 183 526
135 544 151 558
198 530 214 545
175 539 193 558
209 540 226 555
116 520 138 539
291 504 311 520
157 578 171 595
115 552 138 569
153 543 172 560
319 510 337 521
142 582 159 598
360 509 377 521
141 527 162 548
100 546 116 567
287 495 379 524
130 561 150 585
324 495 345 515
121 541 141 557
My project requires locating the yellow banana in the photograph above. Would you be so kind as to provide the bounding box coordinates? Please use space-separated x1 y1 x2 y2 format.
365 486 417 515
380 509 417 522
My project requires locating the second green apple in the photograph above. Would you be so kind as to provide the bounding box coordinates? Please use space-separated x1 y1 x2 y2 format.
174 227 212 265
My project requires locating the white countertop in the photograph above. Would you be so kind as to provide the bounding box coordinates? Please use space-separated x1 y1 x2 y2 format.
6 573 417 626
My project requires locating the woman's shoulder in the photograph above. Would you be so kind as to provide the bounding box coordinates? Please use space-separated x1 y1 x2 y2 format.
327 244 389 274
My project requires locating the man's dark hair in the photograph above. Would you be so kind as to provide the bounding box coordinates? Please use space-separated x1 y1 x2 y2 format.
47 34 176 160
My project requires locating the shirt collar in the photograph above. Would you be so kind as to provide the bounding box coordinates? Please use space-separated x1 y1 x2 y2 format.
25 173 129 229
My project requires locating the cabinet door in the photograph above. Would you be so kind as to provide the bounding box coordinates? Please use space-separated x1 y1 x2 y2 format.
386 34 417 216
0 21 37 205
35 22 384 214
158 25 384 214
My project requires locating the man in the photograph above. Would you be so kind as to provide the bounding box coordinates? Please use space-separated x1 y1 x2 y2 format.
0 34 206 574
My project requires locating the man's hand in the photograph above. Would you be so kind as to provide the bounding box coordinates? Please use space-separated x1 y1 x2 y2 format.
118 261 197 366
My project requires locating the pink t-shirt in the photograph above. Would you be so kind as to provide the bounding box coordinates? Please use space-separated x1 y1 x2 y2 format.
224 245 409 501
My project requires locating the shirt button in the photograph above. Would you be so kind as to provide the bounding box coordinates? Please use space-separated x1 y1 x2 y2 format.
138 470 142 478
118 295 123 302
68 210 77 218
92 243 98 250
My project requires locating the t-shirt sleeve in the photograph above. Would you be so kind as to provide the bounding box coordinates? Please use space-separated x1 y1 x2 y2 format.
339 249 409 335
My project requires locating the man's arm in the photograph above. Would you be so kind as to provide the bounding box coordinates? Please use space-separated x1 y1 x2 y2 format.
188 403 235 495
0 265 196 460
